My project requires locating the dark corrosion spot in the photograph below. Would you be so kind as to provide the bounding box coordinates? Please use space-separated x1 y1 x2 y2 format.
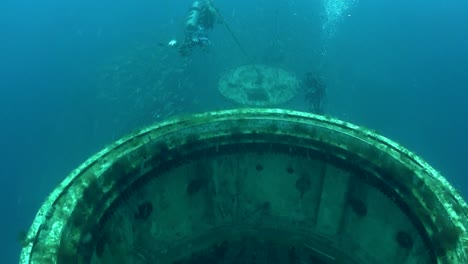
259 201 271 211
286 166 294 174
134 201 153 220
349 198 367 217
186 178 207 195
295 175 311 197
256 163 264 171
396 231 413 250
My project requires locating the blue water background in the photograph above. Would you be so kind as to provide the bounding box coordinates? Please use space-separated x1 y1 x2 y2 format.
1 0 467 262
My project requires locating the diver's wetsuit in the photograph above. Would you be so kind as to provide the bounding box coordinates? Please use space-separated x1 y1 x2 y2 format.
178 1 218 57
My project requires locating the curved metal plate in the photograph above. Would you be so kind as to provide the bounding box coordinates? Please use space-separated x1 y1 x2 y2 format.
20 108 468 264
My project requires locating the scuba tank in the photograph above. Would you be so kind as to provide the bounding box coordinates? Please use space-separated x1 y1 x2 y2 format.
185 1 202 35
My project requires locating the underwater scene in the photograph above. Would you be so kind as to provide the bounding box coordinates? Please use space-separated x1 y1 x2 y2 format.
1 0 468 263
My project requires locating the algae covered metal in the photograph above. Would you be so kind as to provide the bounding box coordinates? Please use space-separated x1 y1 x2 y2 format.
218 65 299 106
20 108 468 264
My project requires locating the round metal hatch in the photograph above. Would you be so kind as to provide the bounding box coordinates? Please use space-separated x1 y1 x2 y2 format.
218 65 299 106
20 108 468 264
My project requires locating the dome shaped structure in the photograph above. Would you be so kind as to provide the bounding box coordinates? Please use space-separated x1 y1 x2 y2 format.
218 65 299 107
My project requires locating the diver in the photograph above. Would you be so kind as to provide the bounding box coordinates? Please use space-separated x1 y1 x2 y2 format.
169 0 220 57
303 72 326 114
